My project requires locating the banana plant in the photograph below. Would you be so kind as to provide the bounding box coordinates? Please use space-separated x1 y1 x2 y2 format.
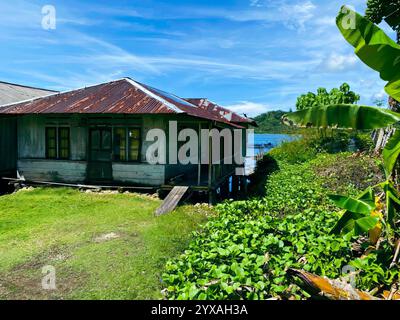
283 6 400 246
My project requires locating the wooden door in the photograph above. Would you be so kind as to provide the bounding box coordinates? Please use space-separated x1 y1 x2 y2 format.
87 128 113 182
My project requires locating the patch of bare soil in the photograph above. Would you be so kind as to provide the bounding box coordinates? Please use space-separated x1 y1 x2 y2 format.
0 246 87 300
94 232 120 243
314 153 384 194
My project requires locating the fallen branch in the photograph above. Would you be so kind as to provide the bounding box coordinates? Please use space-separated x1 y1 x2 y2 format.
288 268 379 300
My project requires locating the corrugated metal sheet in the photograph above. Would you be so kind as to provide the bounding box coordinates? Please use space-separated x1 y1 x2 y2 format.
185 98 257 126
138 82 244 127
0 81 56 105
0 78 245 128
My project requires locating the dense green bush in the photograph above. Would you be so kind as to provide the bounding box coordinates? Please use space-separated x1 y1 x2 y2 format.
163 153 399 300
353 132 374 152
269 131 372 164
269 135 318 164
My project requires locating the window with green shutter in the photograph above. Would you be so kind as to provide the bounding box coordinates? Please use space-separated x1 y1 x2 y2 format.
45 127 70 160
128 128 140 161
59 128 70 159
46 127 57 159
113 127 141 162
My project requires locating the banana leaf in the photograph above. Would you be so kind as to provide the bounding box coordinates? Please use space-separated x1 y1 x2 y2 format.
354 216 379 236
283 104 400 130
329 194 375 214
331 187 374 235
337 6 400 101
382 130 400 178
331 211 363 236
383 181 400 228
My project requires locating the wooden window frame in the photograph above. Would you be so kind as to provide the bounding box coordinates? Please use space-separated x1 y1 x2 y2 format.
127 127 141 162
112 126 141 163
45 127 57 159
45 127 70 160
58 127 70 160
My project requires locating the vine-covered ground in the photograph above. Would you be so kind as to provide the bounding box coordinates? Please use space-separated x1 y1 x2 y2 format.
163 152 399 300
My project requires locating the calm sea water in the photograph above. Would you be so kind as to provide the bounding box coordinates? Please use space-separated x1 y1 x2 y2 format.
245 133 297 175
247 133 297 155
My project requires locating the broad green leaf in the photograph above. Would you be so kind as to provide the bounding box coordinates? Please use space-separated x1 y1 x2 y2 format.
329 194 375 214
382 130 400 178
283 104 400 130
330 188 375 235
331 211 364 235
383 181 400 227
337 6 400 101
354 216 379 236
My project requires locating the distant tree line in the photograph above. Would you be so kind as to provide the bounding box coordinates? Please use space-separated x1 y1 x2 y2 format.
254 110 296 134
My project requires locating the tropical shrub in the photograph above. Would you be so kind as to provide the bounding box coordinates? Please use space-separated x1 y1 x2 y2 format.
296 83 360 111
269 130 366 164
269 135 318 164
284 6 400 268
163 153 399 299
353 133 374 152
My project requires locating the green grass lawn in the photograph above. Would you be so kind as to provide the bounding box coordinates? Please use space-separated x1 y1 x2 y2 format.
0 187 210 300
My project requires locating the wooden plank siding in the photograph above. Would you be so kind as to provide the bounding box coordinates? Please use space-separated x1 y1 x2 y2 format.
11 114 239 188
14 114 169 186
17 159 86 183
112 163 165 186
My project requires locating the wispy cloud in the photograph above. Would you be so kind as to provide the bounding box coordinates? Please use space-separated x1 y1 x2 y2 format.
0 0 393 116
319 53 358 72
225 101 272 117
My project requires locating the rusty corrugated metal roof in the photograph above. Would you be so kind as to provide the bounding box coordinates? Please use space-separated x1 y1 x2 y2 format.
0 78 244 128
185 98 257 126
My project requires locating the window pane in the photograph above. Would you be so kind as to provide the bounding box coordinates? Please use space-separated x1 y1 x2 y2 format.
60 139 67 148
48 149 56 158
46 128 57 159
58 128 70 159
114 128 126 161
48 139 56 148
60 128 69 138
128 129 140 161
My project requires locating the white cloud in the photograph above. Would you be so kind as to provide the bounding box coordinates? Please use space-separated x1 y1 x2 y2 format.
279 1 316 30
223 1 316 31
320 53 358 72
372 89 388 101
250 0 262 7
313 16 335 28
225 101 272 117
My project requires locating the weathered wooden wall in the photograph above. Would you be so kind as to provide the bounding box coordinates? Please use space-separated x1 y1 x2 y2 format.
17 159 86 183
16 115 169 186
113 163 165 186
13 114 241 187
18 115 87 160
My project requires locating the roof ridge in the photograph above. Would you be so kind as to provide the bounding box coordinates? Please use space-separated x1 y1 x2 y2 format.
123 78 184 113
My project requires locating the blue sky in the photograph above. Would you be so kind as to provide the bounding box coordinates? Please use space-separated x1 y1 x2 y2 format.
0 0 397 116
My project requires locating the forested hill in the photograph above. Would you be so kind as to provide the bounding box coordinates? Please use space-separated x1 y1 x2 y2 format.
253 110 295 133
